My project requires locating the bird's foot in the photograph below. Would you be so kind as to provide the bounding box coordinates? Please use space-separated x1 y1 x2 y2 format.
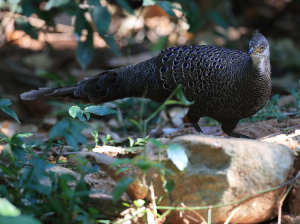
225 131 256 139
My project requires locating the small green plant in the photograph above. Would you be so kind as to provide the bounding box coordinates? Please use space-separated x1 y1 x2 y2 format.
91 130 99 147
100 134 120 146
69 105 117 122
49 117 88 151
0 99 20 123
0 198 41 224
130 85 193 137
108 137 188 206
0 100 111 223
0 130 102 223
288 81 300 111
127 136 149 150
149 138 188 171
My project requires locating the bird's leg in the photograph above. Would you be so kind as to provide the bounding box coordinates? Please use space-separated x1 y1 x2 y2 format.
186 108 203 133
222 120 256 139
191 122 203 133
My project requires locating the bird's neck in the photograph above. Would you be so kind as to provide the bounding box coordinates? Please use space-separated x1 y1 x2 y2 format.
249 55 270 76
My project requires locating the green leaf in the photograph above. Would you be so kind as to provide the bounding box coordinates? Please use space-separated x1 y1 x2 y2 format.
84 106 117 116
0 99 11 107
63 131 79 150
175 85 193 105
110 158 132 167
149 138 163 148
102 35 121 55
0 133 7 138
115 0 134 14
75 9 94 70
128 137 134 147
69 106 85 121
113 177 134 203
49 118 70 139
151 35 169 52
0 215 41 224
115 167 131 175
162 180 174 193
15 133 33 138
129 119 142 130
75 178 90 203
15 17 38 39
179 0 202 33
101 136 107 145
91 130 98 138
156 195 164 205
163 100 183 105
48 118 87 151
208 10 228 29
133 199 145 208
98 220 110 224
143 0 156 6
0 99 20 124
76 35 94 70
122 202 131 207
44 0 70 10
20 1 36 17
88 1 111 34
84 112 91 120
136 159 152 171
157 1 176 17
0 198 20 216
166 144 188 171
87 0 120 55
7 0 21 4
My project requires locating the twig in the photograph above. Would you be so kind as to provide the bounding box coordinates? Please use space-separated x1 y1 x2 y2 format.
278 201 282 224
112 207 146 224
207 205 212 224
224 206 239 224
149 182 157 217
277 176 297 224
42 139 53 160
56 142 65 164
181 202 207 224
282 124 300 131
232 203 256 224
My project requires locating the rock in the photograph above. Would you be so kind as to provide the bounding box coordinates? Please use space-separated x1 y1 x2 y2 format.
288 183 300 216
234 118 300 139
144 135 294 224
261 129 300 153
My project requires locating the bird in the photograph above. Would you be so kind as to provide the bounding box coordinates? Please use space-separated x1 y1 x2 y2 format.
21 30 271 139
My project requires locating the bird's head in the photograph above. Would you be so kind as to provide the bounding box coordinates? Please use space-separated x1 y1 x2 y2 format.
248 30 269 59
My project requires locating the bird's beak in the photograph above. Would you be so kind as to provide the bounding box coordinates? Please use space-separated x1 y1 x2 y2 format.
248 47 253 56
248 46 261 56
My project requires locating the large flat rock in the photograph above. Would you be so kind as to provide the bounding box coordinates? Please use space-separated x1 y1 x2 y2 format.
145 135 294 223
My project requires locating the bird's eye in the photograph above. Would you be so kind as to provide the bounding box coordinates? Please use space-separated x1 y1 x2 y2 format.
261 46 264 50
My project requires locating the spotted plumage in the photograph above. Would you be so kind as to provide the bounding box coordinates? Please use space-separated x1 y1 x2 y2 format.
21 30 271 138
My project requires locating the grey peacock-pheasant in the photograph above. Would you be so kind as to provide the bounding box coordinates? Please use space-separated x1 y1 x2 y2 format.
21 30 271 138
